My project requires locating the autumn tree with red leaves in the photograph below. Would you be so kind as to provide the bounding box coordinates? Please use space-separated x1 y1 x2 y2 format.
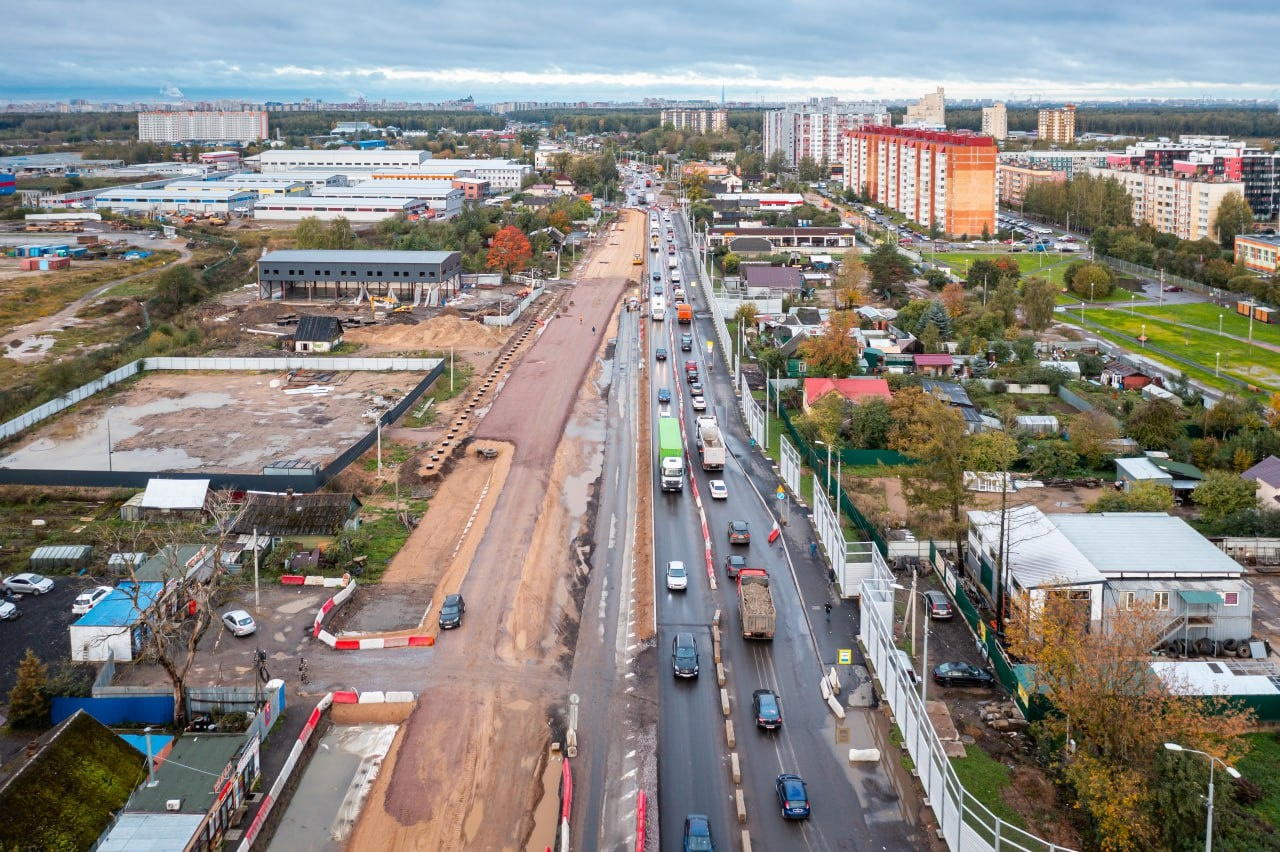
487 225 533 277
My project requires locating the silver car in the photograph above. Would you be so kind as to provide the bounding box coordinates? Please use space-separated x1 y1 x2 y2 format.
221 609 257 637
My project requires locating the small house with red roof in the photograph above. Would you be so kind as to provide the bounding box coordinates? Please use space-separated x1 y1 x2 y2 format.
802 378 893 412
913 353 957 376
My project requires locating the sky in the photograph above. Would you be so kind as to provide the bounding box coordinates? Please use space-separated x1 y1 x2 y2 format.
2 1 1278 103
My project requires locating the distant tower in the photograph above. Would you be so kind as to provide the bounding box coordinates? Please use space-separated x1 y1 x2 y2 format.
721 84 725 106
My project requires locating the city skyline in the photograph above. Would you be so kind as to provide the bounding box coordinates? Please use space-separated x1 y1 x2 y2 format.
1 0 1278 103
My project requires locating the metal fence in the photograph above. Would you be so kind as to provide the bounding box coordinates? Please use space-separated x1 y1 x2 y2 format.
0 360 143 441
812 475 886 597
860 562 1076 852
780 435 801 495
482 286 544 327
1096 253 1210 296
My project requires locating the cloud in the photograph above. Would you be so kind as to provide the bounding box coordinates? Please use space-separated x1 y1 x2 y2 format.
0 0 1276 101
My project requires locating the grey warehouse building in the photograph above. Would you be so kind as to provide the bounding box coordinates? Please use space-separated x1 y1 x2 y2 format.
257 249 462 305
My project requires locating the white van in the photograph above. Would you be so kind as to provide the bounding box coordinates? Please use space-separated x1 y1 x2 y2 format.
651 296 666 321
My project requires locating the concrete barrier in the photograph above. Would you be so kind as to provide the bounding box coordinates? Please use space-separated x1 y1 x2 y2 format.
720 688 731 717
725 720 736 748
712 609 721 627
730 752 741 783
735 788 747 823
828 666 842 695
849 748 882 763
826 695 847 720
741 830 752 852
819 677 832 701
716 663 726 687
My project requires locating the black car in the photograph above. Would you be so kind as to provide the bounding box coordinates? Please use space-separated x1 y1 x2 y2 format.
658 387 672 404
655 347 668 361
652 273 662 282
682 814 714 851
723 554 746 578
923 590 953 620
753 689 783 730
775 773 811 820
727 520 750 544
672 632 699 678
438 593 465 629
932 661 995 688
680 333 693 351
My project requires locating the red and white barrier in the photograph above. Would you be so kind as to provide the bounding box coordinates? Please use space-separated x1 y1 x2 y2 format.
312 579 358 638
281 574 348 587
635 790 648 852
558 757 573 852
308 579 436 650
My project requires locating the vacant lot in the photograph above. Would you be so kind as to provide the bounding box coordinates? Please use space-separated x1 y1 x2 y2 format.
0 369 419 473
930 252 1075 284
1131 302 1280 347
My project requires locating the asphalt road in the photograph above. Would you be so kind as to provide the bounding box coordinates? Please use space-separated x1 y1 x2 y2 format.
648 198 924 851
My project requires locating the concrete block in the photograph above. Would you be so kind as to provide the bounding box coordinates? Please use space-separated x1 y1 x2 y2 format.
713 609 721 627
713 640 722 665
730 752 741 783
848 748 881 763
826 694 847 720
717 662 726 687
735 788 746 823
820 677 832 702
828 666 842 695
358 691 387 704
711 625 720 645
725 720 736 748
741 830 752 852
720 688 731 716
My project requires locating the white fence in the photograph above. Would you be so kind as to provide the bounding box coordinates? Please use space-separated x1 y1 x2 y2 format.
780 435 801 495
0 356 443 442
482 286 544 327
812 476 884 598
860 564 1076 852
744 391 766 449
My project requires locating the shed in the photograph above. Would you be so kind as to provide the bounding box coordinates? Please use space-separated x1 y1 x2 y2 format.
741 264 803 290
69 582 166 662
262 459 321 478
1115 457 1173 490
1015 415 1059 437
138 478 210 518
913 353 956 376
291 315 344 353
134 545 216 583
29 544 92 571
230 492 362 541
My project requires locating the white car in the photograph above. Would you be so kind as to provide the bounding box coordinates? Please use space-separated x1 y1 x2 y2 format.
72 585 115 615
3 573 54 596
708 480 728 500
0 600 19 620
221 609 257 637
666 560 688 591
691 395 707 411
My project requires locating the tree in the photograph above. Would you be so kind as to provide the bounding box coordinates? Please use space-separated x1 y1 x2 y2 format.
964 431 1018 472
1090 480 1175 512
797 156 822 183
721 252 741 275
847 397 893 449
681 169 708 202
1192 471 1260 522
734 302 758 328
992 277 1020 327
1023 440 1079 477
1213 191 1254 248
1068 410 1121 469
834 257 870 308
940 281 967 317
799 311 861 376
7 649 50 730
1068 262 1115 300
1266 392 1280 429
1005 590 1253 851
916 299 953 339
293 216 327 249
917 323 942 354
803 393 847 448
1021 276 1057 331
486 225 533 277
756 345 786 377
1203 394 1258 439
890 388 970 551
765 149 787 176
864 239 911 299
1125 399 1184 450
152 264 206 317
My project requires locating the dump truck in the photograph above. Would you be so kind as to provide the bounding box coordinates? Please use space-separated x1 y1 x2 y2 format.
738 568 776 639
658 417 684 492
677 303 693 324
696 418 726 471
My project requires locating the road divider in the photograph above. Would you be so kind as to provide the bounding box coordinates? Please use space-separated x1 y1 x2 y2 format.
635 790 647 852
725 719 736 748
558 757 572 852
730 752 741 783
735 788 747 823
849 748 882 763
720 688 731 716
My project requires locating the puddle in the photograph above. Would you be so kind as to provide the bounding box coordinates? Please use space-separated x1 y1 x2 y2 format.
4 336 56 363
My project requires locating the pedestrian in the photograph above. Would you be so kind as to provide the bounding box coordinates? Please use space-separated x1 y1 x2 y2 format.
579 314 583 324
809 541 818 558
824 601 832 623
592 325 596 333
298 656 310 685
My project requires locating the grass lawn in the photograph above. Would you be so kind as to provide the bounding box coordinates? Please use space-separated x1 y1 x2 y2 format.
1239 731 1280 828
951 746 1027 830
1130 301 1280 347
1081 307 1280 391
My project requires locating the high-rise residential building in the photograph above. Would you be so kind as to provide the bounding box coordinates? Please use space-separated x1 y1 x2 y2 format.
137 110 268 144
1088 165 1243 242
998 150 1113 180
981 103 1008 141
842 126 996 236
996 163 1066 207
762 99 891 167
903 87 945 127
1037 105 1077 145
1104 136 1280 220
659 109 728 134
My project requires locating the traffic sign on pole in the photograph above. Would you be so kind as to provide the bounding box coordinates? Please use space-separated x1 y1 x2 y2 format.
775 486 786 500
838 648 853 665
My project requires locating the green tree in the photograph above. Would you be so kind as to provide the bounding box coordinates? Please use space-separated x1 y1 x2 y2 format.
721 251 741 274
1069 262 1114 300
1203 394 1259 439
7 649 50 730
152 264 205 316
1213 191 1254 248
1069 410 1121 469
847 397 893 449
797 156 822 182
964 431 1018 472
864 239 911 300
1021 276 1057 331
1090 480 1175 512
756 345 786 377
916 299 953 339
1192 471 1260 522
918 323 942 354
890 388 971 551
803 393 848 447
1125 399 1184 450
1023 440 1079 478
992 277 1020 327
293 216 327 249
765 149 787 175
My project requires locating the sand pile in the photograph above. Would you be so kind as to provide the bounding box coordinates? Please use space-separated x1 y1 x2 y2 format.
346 315 510 351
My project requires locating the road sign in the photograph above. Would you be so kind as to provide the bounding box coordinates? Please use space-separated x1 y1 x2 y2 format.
837 648 853 665
706 340 714 354
775 486 786 500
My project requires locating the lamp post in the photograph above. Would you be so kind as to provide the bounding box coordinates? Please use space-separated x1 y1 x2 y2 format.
815 440 832 497
1164 742 1241 852
1215 351 1221 377
891 582 932 703
1219 313 1224 335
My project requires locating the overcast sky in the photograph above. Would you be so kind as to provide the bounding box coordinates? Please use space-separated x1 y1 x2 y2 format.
2 1 1277 103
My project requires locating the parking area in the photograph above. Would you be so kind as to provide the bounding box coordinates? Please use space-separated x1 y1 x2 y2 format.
0 574 103 698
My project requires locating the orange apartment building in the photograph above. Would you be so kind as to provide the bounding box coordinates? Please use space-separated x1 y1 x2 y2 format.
842 126 997 236
997 163 1067 206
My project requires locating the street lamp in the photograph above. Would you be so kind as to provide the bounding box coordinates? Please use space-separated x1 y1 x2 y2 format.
891 582 932 704
1164 742 1241 852
1219 313 1224 335
1215 352 1221 377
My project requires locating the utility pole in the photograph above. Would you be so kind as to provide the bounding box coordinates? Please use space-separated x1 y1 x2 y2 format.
252 526 260 611
994 474 1009 633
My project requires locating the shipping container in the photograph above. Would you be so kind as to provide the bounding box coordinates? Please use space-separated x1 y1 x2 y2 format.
1236 300 1256 317
1255 305 1276 325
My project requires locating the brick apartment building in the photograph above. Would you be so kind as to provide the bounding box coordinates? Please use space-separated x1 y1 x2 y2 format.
997 163 1066 206
1037 105 1077 145
842 126 997 237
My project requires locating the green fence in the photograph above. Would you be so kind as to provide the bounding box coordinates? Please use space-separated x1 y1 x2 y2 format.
776 406 890 555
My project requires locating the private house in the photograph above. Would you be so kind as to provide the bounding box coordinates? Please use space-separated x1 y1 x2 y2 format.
741 264 803 291
69 582 167 662
98 733 260 852
290 315 343 353
230 491 362 547
913 353 957 376
919 378 998 434
134 545 218 584
1101 360 1154 391
966 506 1253 647
1242 455 1280 508
802 378 892 412
1115 455 1204 497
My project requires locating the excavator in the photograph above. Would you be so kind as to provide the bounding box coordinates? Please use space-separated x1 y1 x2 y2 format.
369 293 412 317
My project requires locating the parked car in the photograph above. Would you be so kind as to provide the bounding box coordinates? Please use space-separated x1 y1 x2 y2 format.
923 590 953 620
682 814 714 852
666 560 688 591
707 479 727 499
724 554 746 578
72 585 115 615
658 387 672 404
775 773 811 819
1163 285 1183 293
3 573 53 596
727 520 750 544
753 689 783 730
0 600 18 621
655 347 668 361
691 395 707 412
221 609 257 637
439 593 466 629
672 632 699 678
932 661 996 687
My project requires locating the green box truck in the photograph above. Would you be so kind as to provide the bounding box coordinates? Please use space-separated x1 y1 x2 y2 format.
658 417 684 492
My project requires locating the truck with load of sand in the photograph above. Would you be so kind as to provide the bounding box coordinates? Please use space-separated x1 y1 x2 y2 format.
737 568 775 639
695 416 725 471
658 417 684 492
